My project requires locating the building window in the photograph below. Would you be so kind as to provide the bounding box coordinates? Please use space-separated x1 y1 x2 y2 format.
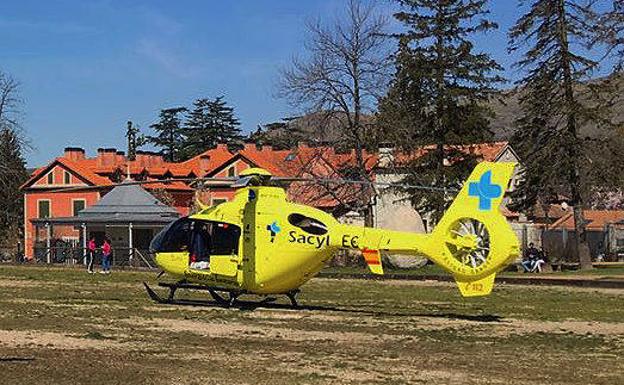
227 167 236 177
38 200 51 218
64 171 71 184
212 198 227 206
72 199 86 216
47 171 54 184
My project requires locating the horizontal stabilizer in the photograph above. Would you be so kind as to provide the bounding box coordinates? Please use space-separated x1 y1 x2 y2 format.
362 248 383 275
455 273 496 297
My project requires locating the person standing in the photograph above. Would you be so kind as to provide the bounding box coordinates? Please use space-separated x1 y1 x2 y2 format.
101 237 112 274
87 237 96 274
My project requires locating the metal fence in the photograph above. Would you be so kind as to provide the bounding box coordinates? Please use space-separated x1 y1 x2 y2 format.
31 245 157 269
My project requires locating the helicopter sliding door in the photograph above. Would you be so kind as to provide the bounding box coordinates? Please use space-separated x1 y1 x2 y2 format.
205 222 241 277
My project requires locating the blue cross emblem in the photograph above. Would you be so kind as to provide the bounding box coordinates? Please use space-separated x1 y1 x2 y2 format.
468 170 502 211
266 221 281 242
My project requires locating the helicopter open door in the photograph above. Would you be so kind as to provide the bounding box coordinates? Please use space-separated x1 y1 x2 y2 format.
151 218 241 278
202 222 241 277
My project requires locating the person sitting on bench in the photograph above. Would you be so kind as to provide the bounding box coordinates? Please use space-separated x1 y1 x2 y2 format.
522 243 539 272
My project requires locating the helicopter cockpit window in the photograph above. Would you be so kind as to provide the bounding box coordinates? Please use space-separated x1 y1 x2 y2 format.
288 214 328 235
150 218 192 253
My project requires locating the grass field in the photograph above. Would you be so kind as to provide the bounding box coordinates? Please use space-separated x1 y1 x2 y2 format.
324 264 624 277
0 265 622 385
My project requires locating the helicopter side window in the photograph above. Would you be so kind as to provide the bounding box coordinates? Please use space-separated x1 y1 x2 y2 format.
211 223 241 255
288 214 328 235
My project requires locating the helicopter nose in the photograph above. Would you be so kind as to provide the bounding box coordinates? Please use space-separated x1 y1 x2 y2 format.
154 252 167 269
153 252 187 277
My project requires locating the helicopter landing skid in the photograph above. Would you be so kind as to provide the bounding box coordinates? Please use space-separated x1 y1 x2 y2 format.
143 282 300 308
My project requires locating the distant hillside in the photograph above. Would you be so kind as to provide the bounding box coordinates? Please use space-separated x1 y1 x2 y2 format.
489 74 624 141
254 76 623 146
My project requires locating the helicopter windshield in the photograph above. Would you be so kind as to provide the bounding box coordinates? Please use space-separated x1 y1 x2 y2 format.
150 218 241 256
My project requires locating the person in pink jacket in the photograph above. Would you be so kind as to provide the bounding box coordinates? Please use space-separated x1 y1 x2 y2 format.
101 237 112 274
87 237 96 274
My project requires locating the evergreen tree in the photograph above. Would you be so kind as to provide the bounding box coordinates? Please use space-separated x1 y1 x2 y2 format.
182 96 242 158
377 0 503 224
600 0 624 70
125 121 146 161
147 107 187 162
508 0 621 268
0 127 28 248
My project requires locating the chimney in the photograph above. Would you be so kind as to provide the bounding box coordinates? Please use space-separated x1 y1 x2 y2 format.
135 150 149 167
378 145 394 168
199 155 211 175
96 148 117 167
116 151 126 164
216 143 228 151
64 147 86 161
261 145 272 152
244 143 257 151
144 151 154 167
149 152 164 167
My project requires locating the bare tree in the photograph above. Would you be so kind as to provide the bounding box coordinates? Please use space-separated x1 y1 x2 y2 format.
0 71 21 130
0 70 27 185
0 69 28 251
278 0 392 226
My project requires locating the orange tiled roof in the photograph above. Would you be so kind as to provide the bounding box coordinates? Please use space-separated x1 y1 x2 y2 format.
22 146 235 191
21 157 113 188
393 141 509 165
142 181 194 191
236 144 378 177
550 210 624 230
179 145 235 176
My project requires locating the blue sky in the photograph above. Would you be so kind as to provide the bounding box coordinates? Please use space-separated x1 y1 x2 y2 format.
0 0 536 166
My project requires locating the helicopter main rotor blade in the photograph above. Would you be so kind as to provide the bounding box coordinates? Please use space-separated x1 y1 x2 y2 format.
272 177 459 193
42 173 458 194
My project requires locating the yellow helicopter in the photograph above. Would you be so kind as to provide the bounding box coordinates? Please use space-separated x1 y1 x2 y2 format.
144 162 519 307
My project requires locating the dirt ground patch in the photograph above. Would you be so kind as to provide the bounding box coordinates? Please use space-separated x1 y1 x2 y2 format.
0 329 125 350
131 316 388 343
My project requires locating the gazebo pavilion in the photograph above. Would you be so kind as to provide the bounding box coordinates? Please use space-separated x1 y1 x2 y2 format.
31 183 180 267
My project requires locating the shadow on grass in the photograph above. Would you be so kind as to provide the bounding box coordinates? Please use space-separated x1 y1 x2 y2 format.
147 295 504 323
0 357 36 362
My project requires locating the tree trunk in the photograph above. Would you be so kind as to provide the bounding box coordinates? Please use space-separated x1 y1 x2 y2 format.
557 0 592 269
352 51 376 229
573 205 592 268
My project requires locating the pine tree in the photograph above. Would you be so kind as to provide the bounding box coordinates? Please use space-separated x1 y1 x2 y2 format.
182 96 242 158
147 107 187 162
0 127 28 248
600 0 624 70
508 0 621 269
377 0 503 224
